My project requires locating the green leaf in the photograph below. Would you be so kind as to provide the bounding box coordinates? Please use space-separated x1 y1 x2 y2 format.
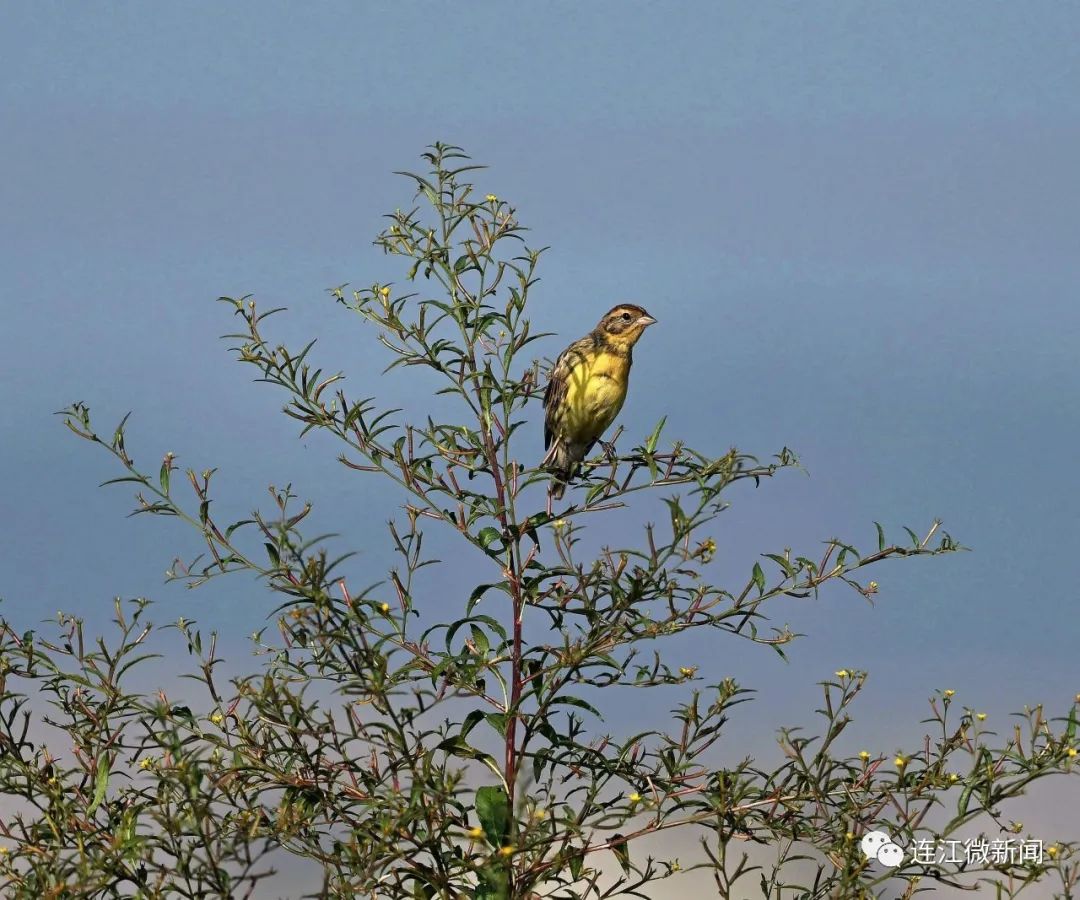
475 866 509 900
550 695 602 719
645 416 667 454
470 623 489 655
460 709 485 740
87 755 110 816
764 553 795 577
568 846 584 880
957 779 974 818
524 658 544 697
477 526 502 550
485 712 508 736
751 562 766 594
467 583 498 613
420 184 439 208
475 785 510 847
874 521 886 552
611 833 630 874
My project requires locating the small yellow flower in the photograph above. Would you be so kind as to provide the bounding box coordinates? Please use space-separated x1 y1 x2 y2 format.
139 757 156 770
894 756 907 769
1047 845 1059 858
1075 693 1080 704
858 750 870 761
552 519 568 530
485 194 498 203
210 712 224 726
380 602 391 614
498 845 515 857
679 666 697 678
943 689 955 698
379 286 391 298
628 792 642 803
976 712 987 721
697 537 717 562
867 581 878 591
0 846 8 856
835 670 849 679
845 832 854 841
948 772 960 783
1067 747 1078 758
466 826 484 840
532 808 547 820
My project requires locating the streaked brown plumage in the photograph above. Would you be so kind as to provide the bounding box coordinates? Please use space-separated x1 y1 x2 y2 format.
542 304 657 499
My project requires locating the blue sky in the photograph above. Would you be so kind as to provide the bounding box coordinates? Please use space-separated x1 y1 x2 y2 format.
2 2 1079 889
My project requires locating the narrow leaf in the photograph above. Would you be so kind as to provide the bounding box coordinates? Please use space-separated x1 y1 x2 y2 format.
475 785 510 847
88 755 110 816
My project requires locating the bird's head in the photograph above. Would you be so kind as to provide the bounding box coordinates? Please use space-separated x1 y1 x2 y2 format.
596 304 657 348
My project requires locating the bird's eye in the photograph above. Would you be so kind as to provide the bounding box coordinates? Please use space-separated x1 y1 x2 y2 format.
621 312 631 321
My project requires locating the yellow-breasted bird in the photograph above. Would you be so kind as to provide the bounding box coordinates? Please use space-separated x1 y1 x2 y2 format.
542 304 657 500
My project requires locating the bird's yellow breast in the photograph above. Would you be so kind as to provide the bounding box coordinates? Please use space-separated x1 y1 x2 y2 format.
562 350 630 443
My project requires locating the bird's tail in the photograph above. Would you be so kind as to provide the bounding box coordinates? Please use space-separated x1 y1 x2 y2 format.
541 440 578 500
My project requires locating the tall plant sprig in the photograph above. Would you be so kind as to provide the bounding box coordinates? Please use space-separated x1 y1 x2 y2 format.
36 144 1078 899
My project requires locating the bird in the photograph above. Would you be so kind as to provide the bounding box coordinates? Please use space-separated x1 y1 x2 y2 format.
542 304 657 500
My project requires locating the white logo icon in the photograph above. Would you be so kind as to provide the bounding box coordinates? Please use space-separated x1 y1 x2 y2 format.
860 829 904 868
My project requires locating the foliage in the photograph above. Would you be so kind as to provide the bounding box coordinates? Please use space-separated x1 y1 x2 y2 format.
0 144 1075 898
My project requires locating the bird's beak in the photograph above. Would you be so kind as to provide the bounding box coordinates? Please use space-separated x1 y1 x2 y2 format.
637 314 657 327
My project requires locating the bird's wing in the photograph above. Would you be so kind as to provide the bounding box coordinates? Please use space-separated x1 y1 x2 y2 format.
543 336 591 450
